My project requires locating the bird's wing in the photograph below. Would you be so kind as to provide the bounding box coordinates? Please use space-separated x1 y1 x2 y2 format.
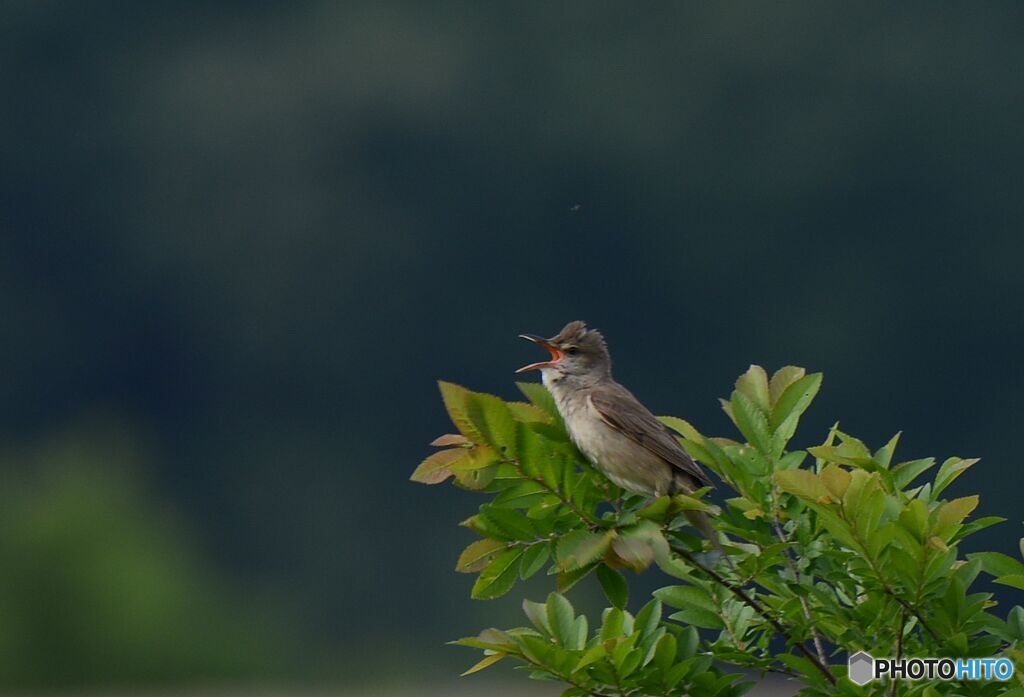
589 387 713 489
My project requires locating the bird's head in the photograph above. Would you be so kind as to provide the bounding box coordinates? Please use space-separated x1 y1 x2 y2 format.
516 320 611 385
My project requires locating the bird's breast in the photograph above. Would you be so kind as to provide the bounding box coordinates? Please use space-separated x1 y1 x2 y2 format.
553 390 671 497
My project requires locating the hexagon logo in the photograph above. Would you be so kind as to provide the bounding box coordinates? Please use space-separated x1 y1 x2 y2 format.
848 651 875 686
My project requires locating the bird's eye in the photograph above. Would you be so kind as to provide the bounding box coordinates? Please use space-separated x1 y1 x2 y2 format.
566 346 579 355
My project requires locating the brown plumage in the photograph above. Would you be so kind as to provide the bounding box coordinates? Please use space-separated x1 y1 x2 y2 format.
516 320 712 499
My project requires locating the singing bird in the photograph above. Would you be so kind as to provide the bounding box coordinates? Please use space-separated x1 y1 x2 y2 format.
516 320 713 500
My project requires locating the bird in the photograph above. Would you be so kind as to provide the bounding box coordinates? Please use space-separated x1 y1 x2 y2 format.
516 320 713 501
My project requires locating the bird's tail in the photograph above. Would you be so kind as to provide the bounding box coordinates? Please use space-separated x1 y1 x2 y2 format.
682 509 736 571
674 471 735 570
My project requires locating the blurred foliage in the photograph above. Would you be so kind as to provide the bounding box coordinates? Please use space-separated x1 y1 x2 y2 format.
0 426 289 689
4 0 1024 688
417 368 1024 695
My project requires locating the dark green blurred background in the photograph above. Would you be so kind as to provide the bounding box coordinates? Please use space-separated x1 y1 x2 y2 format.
3 2 1023 693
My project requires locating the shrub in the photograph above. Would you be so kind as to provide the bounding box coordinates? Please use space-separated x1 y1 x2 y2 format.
412 366 1024 696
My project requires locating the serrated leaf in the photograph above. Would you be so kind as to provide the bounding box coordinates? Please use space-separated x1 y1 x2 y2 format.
482 507 537 541
774 469 828 501
410 448 464 484
546 592 576 647
516 382 561 422
599 607 627 640
820 463 851 498
900 498 930 542
654 633 677 673
439 381 484 440
472 548 524 599
769 366 806 406
557 564 596 592
806 443 874 468
735 365 770 413
556 530 612 571
448 444 501 472
659 416 704 441
668 607 724 629
522 599 551 635
655 584 718 614
506 401 550 424
431 433 470 447
456 538 508 573
596 565 628 609
968 551 1024 579
573 644 607 673
453 463 498 490
492 481 547 509
465 391 518 458
769 373 822 433
729 390 772 454
460 652 505 676
519 543 550 580
933 496 978 535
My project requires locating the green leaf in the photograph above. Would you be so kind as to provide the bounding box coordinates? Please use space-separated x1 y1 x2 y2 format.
465 391 518 457
659 416 704 441
460 652 505 676
819 463 851 498
994 575 1024 591
506 401 550 424
546 592 576 647
556 530 612 571
456 538 508 573
729 390 772 454
492 481 548 509
516 381 561 422
574 644 607 673
735 364 771 413
968 551 1024 578
668 607 724 629
873 432 901 469
519 543 550 580
654 633 677 673
596 565 628 609
891 457 936 490
633 598 662 640
522 599 551 634
556 564 597 593
769 373 822 433
480 507 537 541
439 381 485 441
448 444 502 472
471 548 524 599
806 443 874 468
933 457 980 498
654 585 718 614
599 607 627 640
899 498 930 543
933 495 978 536
452 463 498 490
774 469 828 501
410 448 464 484
769 366 806 406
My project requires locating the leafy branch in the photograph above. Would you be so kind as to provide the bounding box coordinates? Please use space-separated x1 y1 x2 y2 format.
413 367 1024 696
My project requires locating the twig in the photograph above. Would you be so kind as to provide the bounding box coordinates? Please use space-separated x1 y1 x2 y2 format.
671 544 837 686
505 458 603 527
770 501 828 668
890 608 906 697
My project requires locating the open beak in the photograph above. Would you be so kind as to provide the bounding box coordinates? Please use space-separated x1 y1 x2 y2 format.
516 334 563 373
